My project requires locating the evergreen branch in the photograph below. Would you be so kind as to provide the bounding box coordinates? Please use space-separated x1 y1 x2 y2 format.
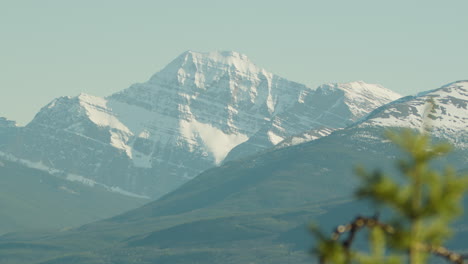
416 243 465 264
323 216 465 264
330 215 395 242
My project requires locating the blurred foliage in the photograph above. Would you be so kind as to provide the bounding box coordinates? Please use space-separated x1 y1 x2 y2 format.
313 130 468 264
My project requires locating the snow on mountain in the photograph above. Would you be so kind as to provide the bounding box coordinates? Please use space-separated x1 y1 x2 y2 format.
104 51 310 172
0 51 405 197
29 93 134 154
321 81 402 118
0 150 149 199
224 81 401 161
276 127 336 148
3 51 315 197
357 80 468 147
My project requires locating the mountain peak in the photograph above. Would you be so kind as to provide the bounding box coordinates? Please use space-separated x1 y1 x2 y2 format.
360 81 468 146
179 50 253 65
151 50 265 86
317 81 400 99
77 93 107 107
111 50 289 113
314 81 401 118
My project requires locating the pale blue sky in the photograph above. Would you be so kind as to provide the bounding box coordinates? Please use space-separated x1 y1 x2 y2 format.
1 0 467 125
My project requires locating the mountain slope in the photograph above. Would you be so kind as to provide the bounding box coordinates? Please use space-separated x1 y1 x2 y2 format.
224 81 401 161
0 51 400 198
1 51 310 197
359 80 468 147
0 81 464 264
0 157 147 235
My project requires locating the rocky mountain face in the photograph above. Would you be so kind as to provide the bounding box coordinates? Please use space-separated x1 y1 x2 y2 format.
126 81 468 217
2 81 465 264
224 81 401 160
0 51 401 198
357 80 468 147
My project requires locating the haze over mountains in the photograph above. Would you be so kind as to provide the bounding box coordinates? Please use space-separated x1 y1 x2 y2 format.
0 50 467 263
0 74 466 263
0 51 402 199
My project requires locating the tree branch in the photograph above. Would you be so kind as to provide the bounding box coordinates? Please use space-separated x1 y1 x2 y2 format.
323 216 465 264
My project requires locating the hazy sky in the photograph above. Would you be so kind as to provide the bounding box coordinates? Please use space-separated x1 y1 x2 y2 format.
1 0 467 125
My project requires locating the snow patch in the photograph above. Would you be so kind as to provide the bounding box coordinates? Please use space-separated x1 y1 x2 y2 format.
78 94 132 134
138 130 151 139
0 151 60 174
179 119 248 164
267 131 284 145
109 130 133 157
108 186 151 199
0 151 149 199
66 173 97 187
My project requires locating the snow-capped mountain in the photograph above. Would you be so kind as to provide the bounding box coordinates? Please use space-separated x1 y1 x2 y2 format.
356 80 468 148
106 51 309 167
224 81 401 160
1 79 466 264
0 51 401 197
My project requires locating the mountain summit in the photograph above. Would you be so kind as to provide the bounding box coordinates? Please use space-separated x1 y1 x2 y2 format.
358 80 468 147
154 51 265 87
0 51 401 197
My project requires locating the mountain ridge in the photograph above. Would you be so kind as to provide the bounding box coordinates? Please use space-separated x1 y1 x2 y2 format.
0 51 401 197
356 80 468 147
223 80 401 161
0 80 465 264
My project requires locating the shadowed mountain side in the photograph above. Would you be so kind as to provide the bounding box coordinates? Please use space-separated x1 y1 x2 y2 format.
107 127 398 224
0 158 148 235
0 81 466 264
0 51 401 199
0 125 465 264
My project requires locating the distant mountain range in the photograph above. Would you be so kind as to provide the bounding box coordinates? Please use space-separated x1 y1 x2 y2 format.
0 51 401 198
0 79 466 264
